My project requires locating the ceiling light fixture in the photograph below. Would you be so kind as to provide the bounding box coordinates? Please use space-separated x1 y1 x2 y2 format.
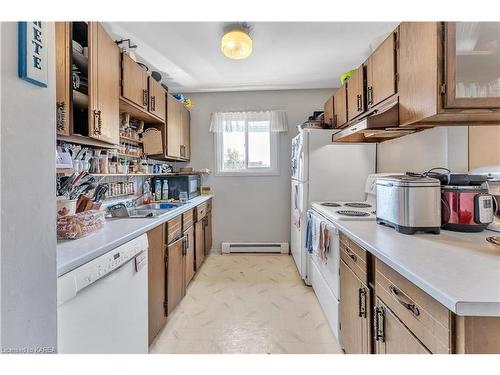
221 23 252 60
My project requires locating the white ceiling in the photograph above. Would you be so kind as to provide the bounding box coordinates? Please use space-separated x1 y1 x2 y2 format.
103 22 398 93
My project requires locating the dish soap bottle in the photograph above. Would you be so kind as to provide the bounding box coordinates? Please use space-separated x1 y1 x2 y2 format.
142 178 152 204
162 180 169 201
154 179 162 201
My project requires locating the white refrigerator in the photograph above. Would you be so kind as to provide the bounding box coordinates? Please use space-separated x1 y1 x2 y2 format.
290 128 376 284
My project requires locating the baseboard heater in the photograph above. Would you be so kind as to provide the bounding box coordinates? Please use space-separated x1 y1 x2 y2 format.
221 242 289 254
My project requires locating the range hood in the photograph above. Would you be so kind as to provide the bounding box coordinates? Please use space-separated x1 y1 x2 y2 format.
333 96 415 142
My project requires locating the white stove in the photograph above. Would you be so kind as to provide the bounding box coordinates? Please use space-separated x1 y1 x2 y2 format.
312 201 376 221
312 173 400 221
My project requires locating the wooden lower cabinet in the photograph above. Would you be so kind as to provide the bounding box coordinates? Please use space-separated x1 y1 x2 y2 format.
195 219 205 271
166 235 186 315
147 224 167 345
204 212 212 256
184 225 195 286
374 297 430 354
339 259 370 354
339 230 500 355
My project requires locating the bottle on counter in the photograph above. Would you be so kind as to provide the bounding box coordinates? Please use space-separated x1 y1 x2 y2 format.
143 179 152 204
162 180 169 201
154 179 162 201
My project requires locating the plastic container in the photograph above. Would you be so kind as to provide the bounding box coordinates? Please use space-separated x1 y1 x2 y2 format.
57 210 105 240
57 198 77 218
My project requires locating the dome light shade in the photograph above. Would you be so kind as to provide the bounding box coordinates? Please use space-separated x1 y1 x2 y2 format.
221 29 252 60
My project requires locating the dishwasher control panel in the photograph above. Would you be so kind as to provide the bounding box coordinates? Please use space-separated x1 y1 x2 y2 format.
57 234 149 306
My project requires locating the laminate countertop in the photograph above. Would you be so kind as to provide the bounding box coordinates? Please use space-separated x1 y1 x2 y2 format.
57 195 212 277
313 203 500 317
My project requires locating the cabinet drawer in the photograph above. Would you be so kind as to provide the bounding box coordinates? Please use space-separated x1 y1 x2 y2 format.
339 234 368 284
195 202 208 221
374 258 452 353
166 215 182 244
182 209 194 231
374 297 431 354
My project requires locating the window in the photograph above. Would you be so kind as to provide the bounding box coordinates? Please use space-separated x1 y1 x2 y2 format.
215 118 279 176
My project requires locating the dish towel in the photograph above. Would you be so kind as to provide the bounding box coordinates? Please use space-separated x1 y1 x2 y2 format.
305 210 313 254
320 223 332 261
311 214 321 255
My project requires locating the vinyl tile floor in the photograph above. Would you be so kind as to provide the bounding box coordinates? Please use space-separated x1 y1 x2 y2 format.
149 252 343 354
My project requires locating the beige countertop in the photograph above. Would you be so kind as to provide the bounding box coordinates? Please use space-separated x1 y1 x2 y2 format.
313 202 500 317
57 195 212 277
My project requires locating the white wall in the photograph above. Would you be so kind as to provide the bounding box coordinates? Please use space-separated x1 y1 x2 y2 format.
187 89 332 249
0 22 57 352
377 127 469 173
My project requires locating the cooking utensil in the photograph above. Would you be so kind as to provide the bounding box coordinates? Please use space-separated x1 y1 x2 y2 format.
486 236 500 246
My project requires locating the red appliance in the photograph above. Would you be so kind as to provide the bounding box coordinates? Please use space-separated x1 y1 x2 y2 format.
441 186 494 232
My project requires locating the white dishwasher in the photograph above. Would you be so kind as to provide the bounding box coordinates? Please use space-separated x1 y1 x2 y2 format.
57 234 149 354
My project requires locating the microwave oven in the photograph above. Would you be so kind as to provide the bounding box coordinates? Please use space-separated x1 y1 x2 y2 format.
155 175 200 200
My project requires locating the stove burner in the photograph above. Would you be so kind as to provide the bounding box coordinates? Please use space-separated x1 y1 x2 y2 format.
321 202 341 207
336 210 370 217
345 202 372 208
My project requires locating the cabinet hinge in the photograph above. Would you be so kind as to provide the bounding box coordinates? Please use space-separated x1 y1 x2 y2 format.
440 83 447 95
394 39 399 50
395 73 399 83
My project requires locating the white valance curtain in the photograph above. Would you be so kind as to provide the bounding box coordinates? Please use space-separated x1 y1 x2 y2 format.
209 110 288 133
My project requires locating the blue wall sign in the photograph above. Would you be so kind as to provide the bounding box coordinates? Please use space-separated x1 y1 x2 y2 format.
18 21 48 87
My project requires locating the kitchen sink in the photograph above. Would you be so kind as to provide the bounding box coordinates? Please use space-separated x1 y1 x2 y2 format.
135 202 181 211
108 201 183 219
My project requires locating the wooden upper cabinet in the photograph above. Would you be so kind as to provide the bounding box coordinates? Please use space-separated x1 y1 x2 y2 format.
148 78 166 121
180 106 191 160
374 298 430 354
55 22 71 136
334 85 348 128
88 22 120 145
399 22 500 127
166 235 186 315
444 22 500 109
323 95 334 127
166 94 181 158
340 260 370 354
469 125 500 170
347 66 365 121
398 22 440 126
121 52 148 110
366 31 397 108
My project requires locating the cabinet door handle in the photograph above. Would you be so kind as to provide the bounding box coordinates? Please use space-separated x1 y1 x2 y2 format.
374 306 385 342
152 96 156 111
389 285 420 317
356 94 362 112
56 101 66 131
143 89 148 107
367 86 373 105
343 246 357 262
93 110 102 135
358 288 367 318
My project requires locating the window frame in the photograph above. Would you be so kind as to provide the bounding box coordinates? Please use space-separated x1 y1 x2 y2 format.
214 119 280 177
